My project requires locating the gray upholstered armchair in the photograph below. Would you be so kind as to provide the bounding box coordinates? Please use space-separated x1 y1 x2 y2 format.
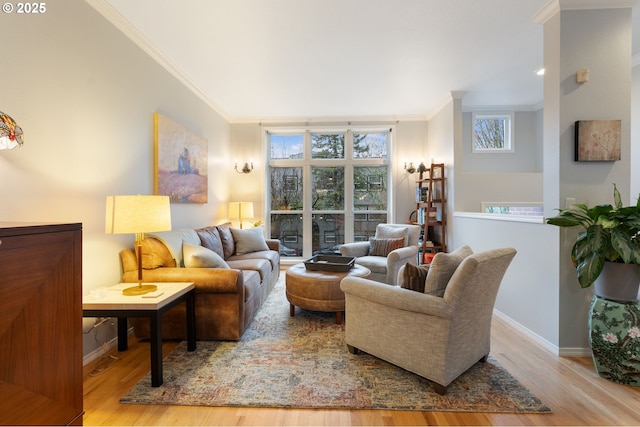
339 223 421 285
340 247 517 394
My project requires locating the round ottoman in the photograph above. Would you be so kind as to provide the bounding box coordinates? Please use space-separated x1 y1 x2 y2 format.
285 263 371 324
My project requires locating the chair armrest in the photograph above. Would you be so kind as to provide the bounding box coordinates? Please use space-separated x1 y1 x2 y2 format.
340 242 370 257
265 239 280 253
341 276 453 319
386 245 419 266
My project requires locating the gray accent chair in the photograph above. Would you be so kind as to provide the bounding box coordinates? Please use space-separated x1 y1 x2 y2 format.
340 247 517 394
339 223 421 285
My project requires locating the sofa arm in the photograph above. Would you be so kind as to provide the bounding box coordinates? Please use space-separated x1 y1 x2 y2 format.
266 239 280 253
123 267 243 294
341 276 453 319
340 242 370 258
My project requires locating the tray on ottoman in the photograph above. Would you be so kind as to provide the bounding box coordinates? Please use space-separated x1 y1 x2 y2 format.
304 255 355 272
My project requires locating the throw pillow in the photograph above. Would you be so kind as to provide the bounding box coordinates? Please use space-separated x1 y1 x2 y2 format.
146 228 200 267
369 237 405 257
182 242 230 269
216 223 236 259
375 225 409 246
195 226 225 259
401 263 429 293
423 245 473 297
140 237 176 269
230 226 270 255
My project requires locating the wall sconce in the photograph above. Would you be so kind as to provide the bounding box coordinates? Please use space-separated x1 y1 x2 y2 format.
404 162 416 174
234 161 254 174
0 111 24 150
417 162 428 174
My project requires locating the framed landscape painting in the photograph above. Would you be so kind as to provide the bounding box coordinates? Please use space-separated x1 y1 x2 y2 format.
575 120 621 162
154 113 208 203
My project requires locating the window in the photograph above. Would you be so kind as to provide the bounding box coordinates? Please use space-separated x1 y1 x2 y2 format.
267 128 391 258
472 112 514 153
481 202 543 216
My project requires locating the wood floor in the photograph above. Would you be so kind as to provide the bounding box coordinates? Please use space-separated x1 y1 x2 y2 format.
82 312 640 426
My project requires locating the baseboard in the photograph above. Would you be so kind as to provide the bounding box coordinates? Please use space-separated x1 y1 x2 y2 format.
493 310 591 357
82 327 134 366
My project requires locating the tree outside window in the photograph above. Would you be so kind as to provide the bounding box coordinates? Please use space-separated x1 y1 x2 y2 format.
472 112 514 153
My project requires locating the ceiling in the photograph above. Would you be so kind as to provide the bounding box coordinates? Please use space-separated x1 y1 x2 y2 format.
92 0 638 122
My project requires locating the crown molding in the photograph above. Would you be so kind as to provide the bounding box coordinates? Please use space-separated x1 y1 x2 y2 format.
232 114 429 126
533 0 637 24
85 0 232 122
461 103 544 113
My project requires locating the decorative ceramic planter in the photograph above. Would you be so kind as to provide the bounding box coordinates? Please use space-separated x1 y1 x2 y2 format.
588 295 640 386
593 262 640 303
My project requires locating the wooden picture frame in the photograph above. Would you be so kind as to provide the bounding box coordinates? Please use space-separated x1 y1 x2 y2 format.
575 120 621 162
154 113 208 203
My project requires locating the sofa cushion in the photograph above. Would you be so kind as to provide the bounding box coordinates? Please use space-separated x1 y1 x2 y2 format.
424 245 473 297
140 237 176 269
375 224 409 246
353 256 387 275
402 263 429 293
195 226 225 259
216 223 236 259
230 249 279 270
146 228 200 267
226 258 272 282
369 237 405 257
231 226 270 255
182 242 230 269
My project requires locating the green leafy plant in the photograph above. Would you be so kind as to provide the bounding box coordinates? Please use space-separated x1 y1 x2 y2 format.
546 184 640 288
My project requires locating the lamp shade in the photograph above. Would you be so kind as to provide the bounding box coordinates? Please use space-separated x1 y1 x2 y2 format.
228 202 254 220
105 195 172 234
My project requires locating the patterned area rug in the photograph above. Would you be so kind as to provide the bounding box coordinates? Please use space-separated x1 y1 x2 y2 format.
121 278 551 413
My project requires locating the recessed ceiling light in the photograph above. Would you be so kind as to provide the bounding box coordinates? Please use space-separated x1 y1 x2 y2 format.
536 68 545 76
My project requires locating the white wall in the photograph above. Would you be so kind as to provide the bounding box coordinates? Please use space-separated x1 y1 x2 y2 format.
461 111 543 173
452 215 561 352
427 94 460 251
1 0 231 357
632 65 640 200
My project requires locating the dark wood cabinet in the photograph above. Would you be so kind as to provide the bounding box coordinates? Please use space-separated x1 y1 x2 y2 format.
0 222 83 425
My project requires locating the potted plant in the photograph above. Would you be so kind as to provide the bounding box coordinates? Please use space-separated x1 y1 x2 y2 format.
546 184 640 301
547 184 640 385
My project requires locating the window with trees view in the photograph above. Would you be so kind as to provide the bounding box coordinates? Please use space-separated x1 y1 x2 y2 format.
472 112 514 153
268 129 391 258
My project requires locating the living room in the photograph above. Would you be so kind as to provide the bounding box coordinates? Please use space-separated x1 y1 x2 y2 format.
1 0 639 424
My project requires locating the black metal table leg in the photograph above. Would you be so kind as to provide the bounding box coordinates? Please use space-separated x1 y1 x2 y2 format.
149 311 163 387
186 289 196 351
117 317 128 351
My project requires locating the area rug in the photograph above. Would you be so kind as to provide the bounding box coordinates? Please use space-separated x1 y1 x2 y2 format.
121 278 551 413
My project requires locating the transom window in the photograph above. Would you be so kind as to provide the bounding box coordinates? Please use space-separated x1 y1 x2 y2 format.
267 128 392 259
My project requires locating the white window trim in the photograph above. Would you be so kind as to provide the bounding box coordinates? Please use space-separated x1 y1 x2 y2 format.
265 126 394 258
472 111 515 153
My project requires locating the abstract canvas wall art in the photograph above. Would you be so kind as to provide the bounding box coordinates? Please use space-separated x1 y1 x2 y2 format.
154 113 208 203
575 120 621 162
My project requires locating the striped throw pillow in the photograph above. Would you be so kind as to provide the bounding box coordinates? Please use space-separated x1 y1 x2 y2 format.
401 263 429 292
369 237 405 257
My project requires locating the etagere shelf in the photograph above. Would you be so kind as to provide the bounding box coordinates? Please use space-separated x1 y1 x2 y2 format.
413 163 447 264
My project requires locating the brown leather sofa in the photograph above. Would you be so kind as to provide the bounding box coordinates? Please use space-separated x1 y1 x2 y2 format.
120 223 280 341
